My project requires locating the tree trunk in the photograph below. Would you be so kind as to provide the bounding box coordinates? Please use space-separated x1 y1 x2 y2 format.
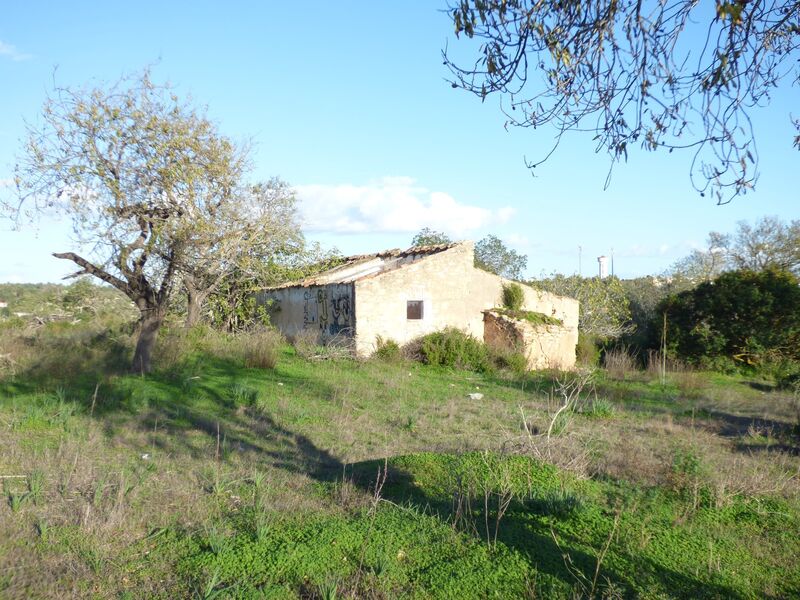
184 277 211 328
132 305 164 374
185 289 204 328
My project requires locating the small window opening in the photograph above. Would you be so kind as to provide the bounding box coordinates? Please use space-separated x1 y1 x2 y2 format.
407 300 424 320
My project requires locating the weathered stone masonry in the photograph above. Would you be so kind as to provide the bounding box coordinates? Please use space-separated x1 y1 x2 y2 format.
259 242 579 369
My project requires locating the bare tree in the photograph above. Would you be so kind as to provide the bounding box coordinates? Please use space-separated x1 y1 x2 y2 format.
179 178 303 327
669 216 800 279
444 1 800 202
7 71 248 373
668 231 730 282
726 216 800 273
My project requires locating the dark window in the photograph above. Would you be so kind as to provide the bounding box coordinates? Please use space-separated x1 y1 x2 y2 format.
407 300 424 320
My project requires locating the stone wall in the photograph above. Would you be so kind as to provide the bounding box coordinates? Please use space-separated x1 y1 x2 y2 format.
484 310 577 371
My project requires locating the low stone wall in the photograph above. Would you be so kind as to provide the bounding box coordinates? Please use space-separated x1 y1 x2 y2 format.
484 310 577 371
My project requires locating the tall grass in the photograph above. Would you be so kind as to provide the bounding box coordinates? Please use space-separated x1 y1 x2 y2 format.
240 329 282 369
154 325 282 371
603 346 638 380
0 319 134 379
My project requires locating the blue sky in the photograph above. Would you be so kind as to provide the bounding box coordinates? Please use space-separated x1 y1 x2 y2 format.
0 2 796 283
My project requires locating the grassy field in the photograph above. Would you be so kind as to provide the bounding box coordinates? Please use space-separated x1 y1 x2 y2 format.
1 321 799 599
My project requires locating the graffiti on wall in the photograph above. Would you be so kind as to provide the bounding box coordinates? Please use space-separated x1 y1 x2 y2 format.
302 290 316 327
330 295 351 335
302 286 353 337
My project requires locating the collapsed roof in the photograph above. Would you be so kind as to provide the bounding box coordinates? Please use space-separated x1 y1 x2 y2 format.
265 242 461 289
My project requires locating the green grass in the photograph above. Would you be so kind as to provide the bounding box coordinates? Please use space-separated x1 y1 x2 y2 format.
1 330 799 599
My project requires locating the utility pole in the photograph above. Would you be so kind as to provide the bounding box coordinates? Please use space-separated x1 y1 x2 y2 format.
611 247 615 277
578 245 582 276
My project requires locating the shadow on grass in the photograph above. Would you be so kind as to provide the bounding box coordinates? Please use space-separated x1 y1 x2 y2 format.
744 380 775 393
701 409 799 448
734 441 800 456
0 351 345 480
343 457 747 600
346 459 742 599
0 346 776 597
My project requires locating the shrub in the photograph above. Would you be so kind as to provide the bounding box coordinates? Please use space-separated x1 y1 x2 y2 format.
419 328 492 373
659 268 800 370
775 363 800 392
373 336 403 362
669 447 715 509
493 348 529 375
698 355 739 374
576 332 600 367
501 282 525 311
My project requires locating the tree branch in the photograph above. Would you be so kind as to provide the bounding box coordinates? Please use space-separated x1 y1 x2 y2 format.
52 252 129 296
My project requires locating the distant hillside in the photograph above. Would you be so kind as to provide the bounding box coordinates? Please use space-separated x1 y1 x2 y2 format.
0 280 135 320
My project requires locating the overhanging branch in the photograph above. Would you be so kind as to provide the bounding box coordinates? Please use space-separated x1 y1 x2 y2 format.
53 252 129 295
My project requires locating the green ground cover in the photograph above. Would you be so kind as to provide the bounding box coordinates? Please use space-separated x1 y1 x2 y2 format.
1 330 799 598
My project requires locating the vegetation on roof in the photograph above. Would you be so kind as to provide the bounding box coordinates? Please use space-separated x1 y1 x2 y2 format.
491 307 564 327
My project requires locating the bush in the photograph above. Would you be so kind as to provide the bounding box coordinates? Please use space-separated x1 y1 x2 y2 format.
659 268 800 370
773 362 800 392
576 332 600 367
501 282 525 311
697 355 739 375
493 346 529 375
420 328 493 373
373 336 403 362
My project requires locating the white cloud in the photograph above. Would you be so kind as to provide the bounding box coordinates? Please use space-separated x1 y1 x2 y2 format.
505 233 534 249
0 40 32 61
296 177 513 236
